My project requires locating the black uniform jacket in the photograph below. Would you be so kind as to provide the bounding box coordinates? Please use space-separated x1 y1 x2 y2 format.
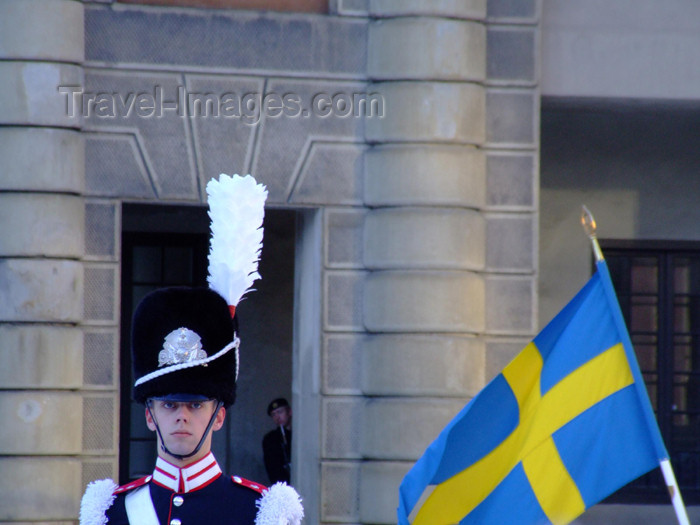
105 453 264 525
262 426 292 484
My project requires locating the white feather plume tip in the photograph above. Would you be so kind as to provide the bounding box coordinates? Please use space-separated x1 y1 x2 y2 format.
207 173 268 309
255 482 304 525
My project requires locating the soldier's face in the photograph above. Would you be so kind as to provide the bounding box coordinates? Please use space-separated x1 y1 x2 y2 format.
146 400 226 464
270 406 291 427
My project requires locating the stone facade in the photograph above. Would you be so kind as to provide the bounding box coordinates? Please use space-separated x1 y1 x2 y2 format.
0 1 89 522
0 0 540 523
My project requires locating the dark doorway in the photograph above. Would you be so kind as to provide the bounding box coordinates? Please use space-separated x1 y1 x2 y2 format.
119 203 296 484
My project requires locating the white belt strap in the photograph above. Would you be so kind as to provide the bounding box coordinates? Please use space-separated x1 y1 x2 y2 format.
125 485 160 525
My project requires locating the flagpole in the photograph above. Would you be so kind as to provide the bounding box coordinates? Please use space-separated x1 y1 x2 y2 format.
580 205 605 263
660 459 691 525
580 206 692 525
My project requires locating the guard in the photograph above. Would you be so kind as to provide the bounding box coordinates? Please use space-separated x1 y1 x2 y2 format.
79 174 303 525
263 398 293 484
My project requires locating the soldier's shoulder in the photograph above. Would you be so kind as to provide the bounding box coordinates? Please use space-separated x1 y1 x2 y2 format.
80 478 121 525
113 475 152 495
231 475 266 495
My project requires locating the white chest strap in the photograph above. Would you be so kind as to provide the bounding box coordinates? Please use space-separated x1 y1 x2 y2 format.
125 485 160 525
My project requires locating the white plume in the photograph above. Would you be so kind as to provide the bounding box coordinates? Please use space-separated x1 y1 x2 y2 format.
206 173 268 308
79 478 118 525
255 482 304 525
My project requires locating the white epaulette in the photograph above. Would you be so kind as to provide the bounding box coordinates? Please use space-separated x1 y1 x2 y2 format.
79 478 118 525
255 482 304 525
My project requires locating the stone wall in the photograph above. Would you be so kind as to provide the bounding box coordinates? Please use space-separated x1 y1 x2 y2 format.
0 1 90 522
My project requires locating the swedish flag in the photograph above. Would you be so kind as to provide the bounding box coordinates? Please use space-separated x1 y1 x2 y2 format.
397 261 668 525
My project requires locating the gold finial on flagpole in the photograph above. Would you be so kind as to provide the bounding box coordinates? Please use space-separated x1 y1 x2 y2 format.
581 205 605 262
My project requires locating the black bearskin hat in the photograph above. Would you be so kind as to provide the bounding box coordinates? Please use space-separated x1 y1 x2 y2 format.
132 287 238 407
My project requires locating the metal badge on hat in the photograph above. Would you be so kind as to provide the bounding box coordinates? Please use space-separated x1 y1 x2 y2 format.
159 327 207 367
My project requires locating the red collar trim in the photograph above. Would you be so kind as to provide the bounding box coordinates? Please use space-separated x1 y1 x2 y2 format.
152 453 222 493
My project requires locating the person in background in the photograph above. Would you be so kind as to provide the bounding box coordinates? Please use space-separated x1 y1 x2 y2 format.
263 398 292 484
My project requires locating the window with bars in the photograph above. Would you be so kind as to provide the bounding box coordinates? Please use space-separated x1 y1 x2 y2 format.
603 241 700 504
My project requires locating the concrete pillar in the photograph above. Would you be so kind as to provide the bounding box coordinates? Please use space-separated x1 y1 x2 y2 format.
0 1 87 522
357 1 488 523
327 1 541 522
483 0 540 379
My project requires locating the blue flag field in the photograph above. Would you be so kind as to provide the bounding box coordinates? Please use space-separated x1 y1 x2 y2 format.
397 260 669 525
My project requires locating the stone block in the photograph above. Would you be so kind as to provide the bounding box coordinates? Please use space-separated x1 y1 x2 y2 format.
0 259 83 322
0 392 82 454
183 73 263 192
86 6 367 75
369 0 486 19
321 461 361 522
82 459 118 499
82 394 117 453
84 71 197 201
541 2 700 100
0 194 84 258
359 460 413 524
0 457 82 521
486 151 535 207
251 78 369 204
487 27 536 83
290 143 365 205
83 264 118 323
325 271 367 331
364 207 486 270
323 334 363 394
485 213 536 271
486 88 536 146
369 18 485 81
487 0 538 21
364 144 486 207
0 127 84 193
0 325 83 389
0 62 83 128
361 398 465 460
0 0 84 62
362 334 485 396
334 0 369 16
364 270 485 332
85 135 155 199
83 330 117 388
85 201 117 260
325 208 366 269
365 81 485 144
485 274 535 334
322 397 364 459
